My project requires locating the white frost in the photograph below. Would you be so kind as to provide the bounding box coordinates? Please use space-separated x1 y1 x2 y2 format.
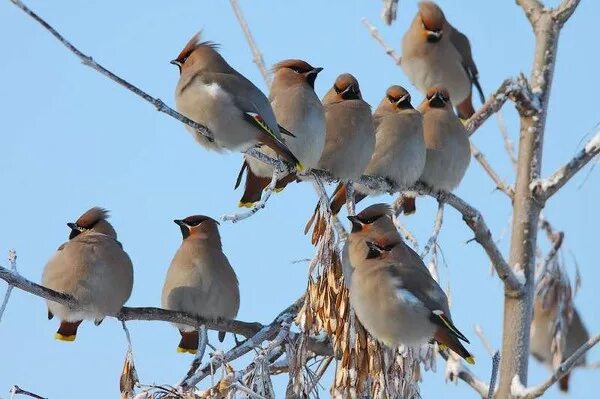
585 131 600 153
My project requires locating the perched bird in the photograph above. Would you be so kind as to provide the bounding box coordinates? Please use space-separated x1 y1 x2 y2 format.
236 59 326 207
349 238 474 364
42 207 133 341
162 215 240 354
328 86 425 215
401 86 470 214
530 301 589 392
342 203 402 285
172 32 300 168
401 1 484 119
304 73 375 242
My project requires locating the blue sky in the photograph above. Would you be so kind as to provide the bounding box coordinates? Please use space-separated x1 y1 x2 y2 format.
0 1 598 397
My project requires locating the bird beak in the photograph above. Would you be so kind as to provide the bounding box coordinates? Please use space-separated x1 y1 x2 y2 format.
347 216 363 233
66 222 78 230
426 29 442 42
173 219 184 226
170 59 182 67
309 67 324 75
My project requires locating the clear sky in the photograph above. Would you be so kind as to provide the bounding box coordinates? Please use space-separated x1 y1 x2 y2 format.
1 1 598 398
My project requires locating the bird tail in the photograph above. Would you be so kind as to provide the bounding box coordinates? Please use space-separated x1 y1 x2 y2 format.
434 327 475 364
559 373 570 392
55 320 82 342
218 331 226 342
177 330 199 354
456 93 476 120
274 171 298 192
330 183 367 215
237 165 271 208
401 193 417 215
473 77 485 104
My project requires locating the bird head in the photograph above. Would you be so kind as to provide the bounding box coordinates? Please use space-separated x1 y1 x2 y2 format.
67 207 116 239
330 73 362 101
272 59 323 89
426 86 451 108
347 203 394 233
418 1 445 43
385 85 413 110
170 32 220 74
174 215 221 242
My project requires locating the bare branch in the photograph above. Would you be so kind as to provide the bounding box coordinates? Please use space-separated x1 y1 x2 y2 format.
531 130 600 202
222 168 279 222
474 324 496 357
229 0 271 86
361 18 401 64
511 332 600 398
487 352 501 399
553 0 581 26
470 143 515 197
516 0 543 25
0 250 18 324
9 386 46 399
440 351 489 397
420 201 444 258
380 0 399 25
9 0 214 143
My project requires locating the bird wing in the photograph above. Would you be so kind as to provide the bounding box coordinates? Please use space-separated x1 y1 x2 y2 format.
450 26 485 103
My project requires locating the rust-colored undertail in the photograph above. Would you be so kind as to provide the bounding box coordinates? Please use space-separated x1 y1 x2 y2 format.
177 330 199 354
456 92 475 120
238 168 271 208
55 320 82 342
559 373 570 392
401 194 417 215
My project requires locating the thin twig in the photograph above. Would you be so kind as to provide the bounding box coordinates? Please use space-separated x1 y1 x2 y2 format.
221 168 279 222
420 201 444 258
487 352 501 399
9 0 214 142
229 0 271 86
511 332 600 398
474 324 496 357
9 386 46 399
361 18 401 64
531 129 600 203
439 351 489 397
496 110 518 169
0 250 18 324
470 143 515 197
380 0 399 25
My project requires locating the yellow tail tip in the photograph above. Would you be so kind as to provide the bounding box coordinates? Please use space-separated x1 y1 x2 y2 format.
238 201 255 208
296 162 304 171
438 343 448 351
55 333 76 342
273 187 284 193
177 346 197 354
465 356 476 365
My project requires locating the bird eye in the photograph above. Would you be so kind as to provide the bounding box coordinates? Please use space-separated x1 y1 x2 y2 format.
387 95 397 103
333 84 342 94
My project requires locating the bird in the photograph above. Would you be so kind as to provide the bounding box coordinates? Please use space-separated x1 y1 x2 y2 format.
349 237 474 364
327 85 425 215
172 32 301 169
401 86 470 214
342 203 402 286
401 1 484 119
42 207 133 342
304 73 375 243
162 215 240 354
236 59 326 207
530 300 589 392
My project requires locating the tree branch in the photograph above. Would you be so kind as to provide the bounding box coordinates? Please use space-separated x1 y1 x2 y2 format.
0 250 18 324
511 332 600 398
8 0 214 143
516 0 543 25
440 351 489 398
361 18 401 64
229 0 271 86
470 143 515 197
531 130 600 203
553 0 581 26
380 0 399 25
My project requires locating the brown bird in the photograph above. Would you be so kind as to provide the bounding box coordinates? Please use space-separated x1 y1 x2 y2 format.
348 234 474 364
42 207 134 341
328 85 425 215
304 73 375 242
341 203 403 285
162 215 240 354
236 59 325 207
401 86 470 214
531 300 589 392
172 32 300 168
401 1 484 119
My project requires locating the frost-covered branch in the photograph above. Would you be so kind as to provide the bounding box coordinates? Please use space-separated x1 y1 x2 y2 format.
0 250 17 324
361 18 401 64
553 0 581 26
9 385 46 399
380 0 399 25
531 129 600 202
511 332 600 398
8 0 214 143
440 351 489 398
229 0 271 86
487 352 501 399
222 168 280 222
